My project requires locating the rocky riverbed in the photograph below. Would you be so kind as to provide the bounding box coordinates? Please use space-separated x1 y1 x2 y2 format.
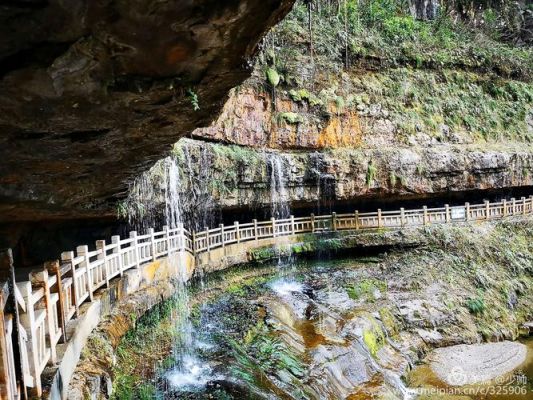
67 220 533 399
100 220 533 399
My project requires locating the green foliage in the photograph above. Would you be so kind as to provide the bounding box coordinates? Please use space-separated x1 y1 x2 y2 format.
363 329 380 356
187 88 200 111
226 320 305 395
266 67 280 87
466 295 486 314
116 201 128 219
249 246 278 262
362 316 386 357
111 296 181 400
389 172 397 187
256 0 532 143
226 282 247 297
366 162 377 186
334 95 345 114
263 0 532 80
357 68 533 141
277 112 303 124
346 278 387 301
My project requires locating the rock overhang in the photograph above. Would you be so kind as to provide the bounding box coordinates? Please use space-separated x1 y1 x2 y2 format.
0 0 295 222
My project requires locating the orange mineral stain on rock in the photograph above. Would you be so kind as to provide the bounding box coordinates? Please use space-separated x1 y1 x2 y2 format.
318 112 362 148
143 260 161 282
166 43 190 65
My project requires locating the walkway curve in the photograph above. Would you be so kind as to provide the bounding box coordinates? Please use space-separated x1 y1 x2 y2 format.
0 195 532 399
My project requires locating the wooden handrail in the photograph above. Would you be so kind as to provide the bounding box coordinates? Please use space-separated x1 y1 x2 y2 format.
1 196 532 398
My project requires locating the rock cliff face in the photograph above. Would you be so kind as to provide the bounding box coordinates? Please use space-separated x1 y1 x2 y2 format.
121 139 533 225
0 0 295 222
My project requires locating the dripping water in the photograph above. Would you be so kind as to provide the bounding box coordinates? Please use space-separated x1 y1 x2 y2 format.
164 157 182 230
160 156 217 393
266 152 290 220
124 153 216 393
179 142 219 232
266 151 301 295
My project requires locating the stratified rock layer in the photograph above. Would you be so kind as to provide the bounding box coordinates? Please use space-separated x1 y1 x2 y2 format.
430 341 528 385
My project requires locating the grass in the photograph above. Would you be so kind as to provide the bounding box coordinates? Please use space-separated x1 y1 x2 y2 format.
254 0 533 144
383 220 533 340
366 162 377 186
111 297 180 400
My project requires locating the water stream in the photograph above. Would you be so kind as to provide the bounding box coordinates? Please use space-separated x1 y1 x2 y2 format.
125 153 219 394
113 253 533 399
266 152 291 221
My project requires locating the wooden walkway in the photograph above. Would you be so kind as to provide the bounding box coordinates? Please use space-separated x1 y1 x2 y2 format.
0 196 532 398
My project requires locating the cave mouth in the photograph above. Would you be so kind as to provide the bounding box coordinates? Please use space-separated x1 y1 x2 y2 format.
6 186 532 269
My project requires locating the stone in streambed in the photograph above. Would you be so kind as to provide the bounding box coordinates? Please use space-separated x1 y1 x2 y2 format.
429 341 527 386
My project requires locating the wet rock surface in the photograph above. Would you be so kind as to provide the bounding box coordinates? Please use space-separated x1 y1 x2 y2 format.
429 341 528 386
70 220 533 399
129 138 533 215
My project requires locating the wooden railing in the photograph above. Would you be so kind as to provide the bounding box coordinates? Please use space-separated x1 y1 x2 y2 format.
0 195 532 398
191 196 533 255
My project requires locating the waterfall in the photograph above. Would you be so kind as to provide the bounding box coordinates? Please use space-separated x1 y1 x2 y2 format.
123 152 217 393
120 156 182 232
164 157 182 230
179 142 218 232
266 152 290 220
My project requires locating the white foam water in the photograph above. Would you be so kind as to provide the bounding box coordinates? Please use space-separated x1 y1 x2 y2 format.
269 279 304 296
166 354 221 389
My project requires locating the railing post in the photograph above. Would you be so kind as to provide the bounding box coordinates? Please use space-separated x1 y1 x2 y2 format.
220 224 225 248
113 235 125 274
61 251 80 316
377 209 382 228
485 200 490 220
332 212 337 231
77 245 93 301
271 218 276 238
192 231 197 256
45 260 67 343
354 210 359 230
290 215 295 235
445 204 450 223
253 219 258 242
18 281 42 397
530 195 533 214
0 270 16 400
511 198 516 215
503 199 508 217
234 221 240 243
522 197 527 216
205 228 210 252
400 207 405 227
163 225 171 255
31 268 58 364
465 202 470 221
311 213 315 233
148 228 156 261
423 206 428 225
96 240 109 288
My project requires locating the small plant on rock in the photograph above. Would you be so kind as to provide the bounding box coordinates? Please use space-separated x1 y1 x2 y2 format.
366 161 377 186
466 296 486 314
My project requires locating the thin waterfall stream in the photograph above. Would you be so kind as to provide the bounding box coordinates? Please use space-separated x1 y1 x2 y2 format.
126 156 219 394
112 144 533 400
